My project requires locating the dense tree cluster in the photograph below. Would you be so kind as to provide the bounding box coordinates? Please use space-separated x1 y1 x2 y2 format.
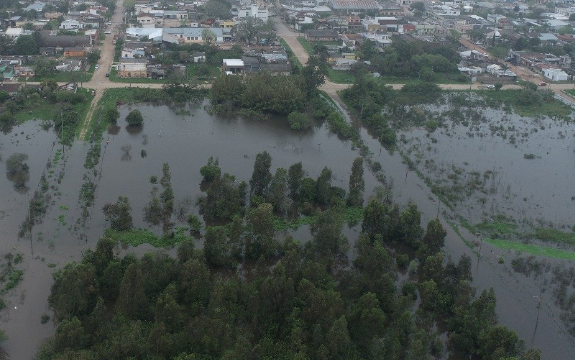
39 184 539 360
358 37 463 82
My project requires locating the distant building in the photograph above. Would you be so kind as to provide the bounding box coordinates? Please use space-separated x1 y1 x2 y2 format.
305 29 339 41
237 5 269 22
59 19 83 30
328 0 380 11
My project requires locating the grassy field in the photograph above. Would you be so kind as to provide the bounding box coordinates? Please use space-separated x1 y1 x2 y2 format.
484 238 575 260
297 36 314 54
326 68 356 84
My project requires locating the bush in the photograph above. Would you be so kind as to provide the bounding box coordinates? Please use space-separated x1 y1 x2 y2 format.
287 111 312 130
105 108 120 124
125 110 143 126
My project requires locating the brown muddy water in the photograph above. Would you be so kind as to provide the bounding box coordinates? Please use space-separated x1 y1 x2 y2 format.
0 101 573 359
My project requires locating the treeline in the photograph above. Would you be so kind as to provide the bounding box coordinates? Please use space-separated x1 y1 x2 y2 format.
39 180 539 359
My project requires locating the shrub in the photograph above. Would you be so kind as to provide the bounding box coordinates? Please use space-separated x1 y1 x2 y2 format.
287 111 313 130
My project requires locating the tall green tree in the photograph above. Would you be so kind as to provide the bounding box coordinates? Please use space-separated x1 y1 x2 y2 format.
116 263 150 320
347 157 364 207
249 151 272 198
288 162 304 203
267 167 289 215
245 203 277 260
315 167 333 206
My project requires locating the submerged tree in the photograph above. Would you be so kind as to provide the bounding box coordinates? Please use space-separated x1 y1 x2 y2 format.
126 110 143 126
5 153 29 192
102 196 133 231
347 157 364 207
249 151 272 198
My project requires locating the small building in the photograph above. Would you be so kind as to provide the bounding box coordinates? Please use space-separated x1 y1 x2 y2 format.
192 52 206 63
222 59 244 74
118 60 148 78
237 4 269 22
542 68 568 81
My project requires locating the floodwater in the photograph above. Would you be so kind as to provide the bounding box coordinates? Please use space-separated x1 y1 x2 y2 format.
397 103 575 229
0 100 574 359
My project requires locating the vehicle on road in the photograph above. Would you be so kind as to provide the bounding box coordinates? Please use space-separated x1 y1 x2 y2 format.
539 82 547 86
106 73 109 77
95 65 99 69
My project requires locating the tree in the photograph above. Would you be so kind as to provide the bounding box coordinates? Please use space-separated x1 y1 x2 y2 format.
347 157 364 207
249 151 272 197
236 17 266 44
126 110 144 126
105 107 120 124
288 162 304 203
202 28 217 45
87 50 101 65
15 34 38 55
203 0 231 19
116 263 150 320
204 226 231 267
245 203 277 260
267 167 289 215
410 2 425 12
5 153 30 191
200 156 221 183
301 57 326 96
315 167 333 206
102 196 133 231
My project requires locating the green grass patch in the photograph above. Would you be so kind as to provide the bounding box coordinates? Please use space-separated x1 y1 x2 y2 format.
484 238 575 260
326 68 355 84
480 89 572 120
186 63 220 81
532 228 575 246
105 227 192 248
297 36 314 54
474 221 518 237
23 70 93 83
273 207 364 231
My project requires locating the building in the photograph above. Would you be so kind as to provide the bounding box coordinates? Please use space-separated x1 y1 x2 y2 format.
238 5 269 22
305 29 339 41
163 27 226 44
118 60 148 78
328 0 380 11
222 59 245 74
59 19 83 30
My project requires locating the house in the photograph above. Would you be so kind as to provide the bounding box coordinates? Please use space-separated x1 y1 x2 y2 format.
15 66 35 78
55 59 83 72
25 2 46 12
305 29 339 41
539 33 558 44
222 59 245 74
137 13 158 28
121 42 146 58
543 68 569 81
60 19 83 30
332 57 357 70
0 83 22 95
327 0 380 12
85 29 99 42
118 59 148 78
0 65 15 80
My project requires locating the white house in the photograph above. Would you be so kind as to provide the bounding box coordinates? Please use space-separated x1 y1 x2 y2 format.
543 68 568 81
5 27 24 39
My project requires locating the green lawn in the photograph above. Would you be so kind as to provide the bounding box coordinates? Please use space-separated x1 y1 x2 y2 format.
484 238 575 260
22 70 93 83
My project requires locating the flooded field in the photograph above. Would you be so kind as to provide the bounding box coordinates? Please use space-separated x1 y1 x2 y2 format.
396 95 575 230
1 97 574 358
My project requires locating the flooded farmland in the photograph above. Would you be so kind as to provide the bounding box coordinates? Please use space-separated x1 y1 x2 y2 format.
0 97 574 359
